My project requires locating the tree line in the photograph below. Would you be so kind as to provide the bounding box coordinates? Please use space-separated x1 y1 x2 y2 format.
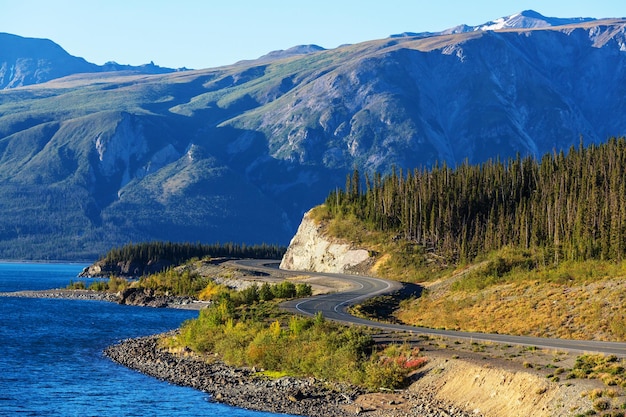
101 241 287 265
326 138 626 265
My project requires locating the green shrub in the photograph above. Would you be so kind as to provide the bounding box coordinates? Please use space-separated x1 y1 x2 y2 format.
67 280 86 290
88 280 108 291
107 276 128 292
570 355 626 388
295 283 312 297
136 269 210 297
237 284 260 304
593 397 611 412
259 282 274 301
272 281 296 298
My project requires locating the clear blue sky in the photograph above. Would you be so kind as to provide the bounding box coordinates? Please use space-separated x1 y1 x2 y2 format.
1 0 625 69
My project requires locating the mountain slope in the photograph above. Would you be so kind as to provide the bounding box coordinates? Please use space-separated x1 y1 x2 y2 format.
1 13 626 259
227 19 626 170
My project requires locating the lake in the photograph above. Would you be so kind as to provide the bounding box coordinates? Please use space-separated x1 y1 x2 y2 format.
0 262 292 417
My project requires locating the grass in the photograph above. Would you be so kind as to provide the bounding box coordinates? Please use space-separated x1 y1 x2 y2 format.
309 227 626 342
396 274 626 341
570 355 626 388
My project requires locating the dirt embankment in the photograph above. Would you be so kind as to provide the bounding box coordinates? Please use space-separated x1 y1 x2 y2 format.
409 353 601 417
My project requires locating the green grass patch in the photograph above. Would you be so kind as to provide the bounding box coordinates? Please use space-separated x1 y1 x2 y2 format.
258 370 289 379
450 247 626 292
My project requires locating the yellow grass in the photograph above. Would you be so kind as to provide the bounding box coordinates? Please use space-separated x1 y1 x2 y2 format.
397 278 626 341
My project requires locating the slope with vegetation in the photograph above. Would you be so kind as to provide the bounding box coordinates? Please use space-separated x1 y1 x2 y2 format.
315 138 626 342
163 298 428 391
2 14 626 259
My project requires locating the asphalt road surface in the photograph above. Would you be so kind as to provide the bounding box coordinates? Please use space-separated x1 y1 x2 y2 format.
234 259 626 357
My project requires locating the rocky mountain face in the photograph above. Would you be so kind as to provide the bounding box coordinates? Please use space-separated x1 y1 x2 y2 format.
1 11 626 260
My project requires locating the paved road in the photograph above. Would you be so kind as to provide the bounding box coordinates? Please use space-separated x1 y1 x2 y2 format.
233 259 626 357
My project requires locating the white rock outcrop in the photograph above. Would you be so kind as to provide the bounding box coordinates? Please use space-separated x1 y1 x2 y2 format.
280 210 370 273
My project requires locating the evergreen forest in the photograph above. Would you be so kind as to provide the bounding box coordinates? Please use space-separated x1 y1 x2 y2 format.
101 241 287 265
326 138 626 265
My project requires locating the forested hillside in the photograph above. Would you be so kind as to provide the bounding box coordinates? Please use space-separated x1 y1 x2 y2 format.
80 241 286 277
326 138 626 265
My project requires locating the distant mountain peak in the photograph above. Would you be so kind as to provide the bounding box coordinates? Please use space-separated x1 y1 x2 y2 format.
391 10 597 39
474 9 596 31
249 44 326 64
0 33 178 89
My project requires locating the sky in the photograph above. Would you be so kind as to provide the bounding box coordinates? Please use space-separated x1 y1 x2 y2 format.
1 0 625 70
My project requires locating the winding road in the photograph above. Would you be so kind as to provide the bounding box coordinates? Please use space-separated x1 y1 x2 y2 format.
233 259 626 358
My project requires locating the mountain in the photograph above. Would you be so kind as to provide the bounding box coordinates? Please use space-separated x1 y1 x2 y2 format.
391 9 598 38
1 12 626 260
0 33 176 89
247 45 326 63
471 9 596 31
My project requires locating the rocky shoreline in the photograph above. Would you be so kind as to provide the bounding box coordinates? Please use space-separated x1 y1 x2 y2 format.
103 334 480 417
0 288 210 310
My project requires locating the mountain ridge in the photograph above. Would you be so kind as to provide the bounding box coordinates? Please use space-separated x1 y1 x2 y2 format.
0 32 178 89
1 13 626 259
391 9 599 38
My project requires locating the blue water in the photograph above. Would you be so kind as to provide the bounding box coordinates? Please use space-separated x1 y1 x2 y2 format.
0 262 290 417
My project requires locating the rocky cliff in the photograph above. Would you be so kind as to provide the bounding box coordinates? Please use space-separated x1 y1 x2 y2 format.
280 210 370 273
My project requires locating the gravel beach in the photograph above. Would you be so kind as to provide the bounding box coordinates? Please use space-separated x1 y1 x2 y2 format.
103 334 481 417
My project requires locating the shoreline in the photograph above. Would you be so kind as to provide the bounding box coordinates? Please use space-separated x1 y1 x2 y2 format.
103 333 480 417
2 289 604 416
0 288 211 310
3 288 478 415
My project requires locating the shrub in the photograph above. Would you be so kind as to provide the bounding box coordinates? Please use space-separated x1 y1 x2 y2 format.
67 280 86 289
296 283 313 297
237 284 260 305
136 269 209 297
107 276 128 292
88 280 108 291
593 397 611 412
289 316 313 336
571 355 626 388
364 357 406 390
363 345 427 390
272 281 297 298
198 281 230 301
258 282 274 301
